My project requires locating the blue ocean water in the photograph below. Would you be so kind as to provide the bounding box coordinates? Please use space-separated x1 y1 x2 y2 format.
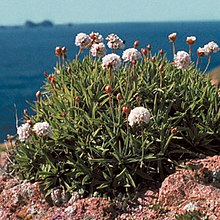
1 22 220 142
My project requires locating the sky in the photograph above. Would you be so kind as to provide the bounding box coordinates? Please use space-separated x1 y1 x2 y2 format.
1 0 220 25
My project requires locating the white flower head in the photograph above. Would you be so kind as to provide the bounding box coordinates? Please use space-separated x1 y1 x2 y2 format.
33 122 52 137
102 53 121 70
168 33 177 42
186 36 196 45
106 33 125 50
17 123 32 142
75 33 91 48
197 47 207 56
122 48 142 62
128 107 151 127
204 41 219 53
90 32 104 44
90 43 106 57
174 51 191 69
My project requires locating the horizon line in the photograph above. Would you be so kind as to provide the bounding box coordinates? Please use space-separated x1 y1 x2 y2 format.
1 19 220 27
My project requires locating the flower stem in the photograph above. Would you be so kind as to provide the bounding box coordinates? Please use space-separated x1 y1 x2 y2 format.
172 42 176 56
195 56 200 69
189 45 192 57
159 72 163 88
203 53 212 74
76 47 83 61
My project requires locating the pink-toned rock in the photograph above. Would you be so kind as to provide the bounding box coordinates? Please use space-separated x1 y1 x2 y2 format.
158 156 220 219
0 152 8 170
0 155 220 219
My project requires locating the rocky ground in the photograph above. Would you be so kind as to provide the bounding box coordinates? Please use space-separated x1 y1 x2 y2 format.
0 150 220 219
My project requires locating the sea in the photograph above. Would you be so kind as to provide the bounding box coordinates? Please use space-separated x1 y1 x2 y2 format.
1 21 220 142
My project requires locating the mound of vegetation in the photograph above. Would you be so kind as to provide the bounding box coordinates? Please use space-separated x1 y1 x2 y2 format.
13 32 220 200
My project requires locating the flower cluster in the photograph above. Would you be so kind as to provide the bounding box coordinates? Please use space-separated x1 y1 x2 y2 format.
174 51 191 69
75 32 106 57
197 47 206 57
33 122 52 137
122 48 142 63
17 121 52 141
75 33 91 48
17 123 32 142
89 32 104 44
101 53 121 70
196 41 219 56
186 36 196 45
203 41 219 54
90 42 106 57
128 107 151 127
168 32 177 42
106 33 125 50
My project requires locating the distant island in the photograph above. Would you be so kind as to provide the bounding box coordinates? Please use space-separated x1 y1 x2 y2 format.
24 20 54 28
0 20 55 29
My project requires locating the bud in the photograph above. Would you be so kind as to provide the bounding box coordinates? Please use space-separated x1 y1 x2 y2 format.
61 111 66 117
211 78 220 86
105 85 113 94
116 93 122 101
135 95 142 102
75 96 80 102
168 33 177 42
171 127 178 134
44 71 49 77
159 49 164 55
141 48 147 55
90 33 96 40
48 74 55 84
131 60 136 65
134 40 139 49
151 56 156 62
7 134 13 144
67 66 71 74
36 91 41 100
61 46 67 54
158 64 164 72
26 119 34 126
23 109 28 115
146 44 151 51
131 75 136 81
123 106 130 114
197 47 206 57
186 36 196 45
55 46 62 56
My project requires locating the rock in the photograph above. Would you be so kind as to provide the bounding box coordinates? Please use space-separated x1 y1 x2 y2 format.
0 155 220 219
158 156 220 218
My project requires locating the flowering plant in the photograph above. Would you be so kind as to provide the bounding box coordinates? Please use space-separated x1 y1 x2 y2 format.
13 31 220 200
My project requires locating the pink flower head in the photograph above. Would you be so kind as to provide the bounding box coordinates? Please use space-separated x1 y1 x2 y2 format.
33 122 52 137
17 123 31 142
128 107 150 127
75 33 91 48
174 51 191 69
168 33 177 42
102 53 121 70
197 47 207 57
122 48 142 63
106 33 125 50
204 41 219 54
90 43 106 57
186 36 196 45
89 32 104 44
